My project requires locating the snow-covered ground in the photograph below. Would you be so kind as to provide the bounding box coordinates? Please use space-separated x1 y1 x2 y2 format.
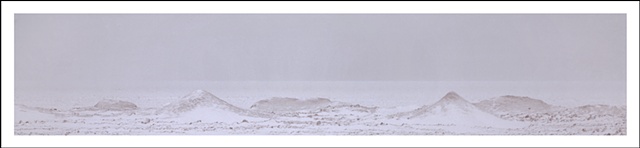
14 86 626 135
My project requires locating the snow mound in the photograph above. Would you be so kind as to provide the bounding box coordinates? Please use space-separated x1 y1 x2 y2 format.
395 91 477 118
156 90 272 122
390 91 526 127
474 95 554 114
250 97 334 112
93 99 138 110
156 89 233 114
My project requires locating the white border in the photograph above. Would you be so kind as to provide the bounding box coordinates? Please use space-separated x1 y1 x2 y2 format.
2 1 639 147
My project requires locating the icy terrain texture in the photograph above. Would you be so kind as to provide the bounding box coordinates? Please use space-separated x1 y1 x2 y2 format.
14 90 626 135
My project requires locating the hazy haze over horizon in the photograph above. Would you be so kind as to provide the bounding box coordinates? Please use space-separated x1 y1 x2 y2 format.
15 14 626 87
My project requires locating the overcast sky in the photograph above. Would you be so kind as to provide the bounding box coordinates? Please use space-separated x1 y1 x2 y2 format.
15 14 626 84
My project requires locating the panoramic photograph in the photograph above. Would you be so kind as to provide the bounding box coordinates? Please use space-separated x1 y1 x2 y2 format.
13 14 626 135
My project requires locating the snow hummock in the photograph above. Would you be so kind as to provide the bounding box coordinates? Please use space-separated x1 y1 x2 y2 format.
474 95 555 114
157 89 241 114
156 89 272 122
93 99 138 110
390 91 527 128
392 91 479 118
250 97 335 112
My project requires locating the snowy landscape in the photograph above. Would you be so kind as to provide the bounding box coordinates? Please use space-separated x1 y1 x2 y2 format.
14 87 626 135
12 14 628 136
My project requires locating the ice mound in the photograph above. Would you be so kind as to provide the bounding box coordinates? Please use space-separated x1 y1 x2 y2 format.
250 97 334 112
156 90 272 122
397 91 482 118
474 95 554 114
93 99 138 110
156 89 235 114
390 91 526 127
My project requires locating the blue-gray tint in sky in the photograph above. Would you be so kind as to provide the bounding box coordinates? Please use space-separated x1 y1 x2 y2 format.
15 14 626 83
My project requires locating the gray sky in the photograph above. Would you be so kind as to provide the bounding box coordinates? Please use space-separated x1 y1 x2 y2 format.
15 14 626 84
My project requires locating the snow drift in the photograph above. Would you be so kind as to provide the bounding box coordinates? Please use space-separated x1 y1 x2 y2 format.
156 90 272 122
390 91 526 127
